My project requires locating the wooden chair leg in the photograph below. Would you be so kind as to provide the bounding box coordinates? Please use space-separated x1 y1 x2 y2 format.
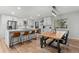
11 38 13 47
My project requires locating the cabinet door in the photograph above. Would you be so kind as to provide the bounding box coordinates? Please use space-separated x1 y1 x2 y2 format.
43 17 51 25
28 19 35 28
43 26 52 32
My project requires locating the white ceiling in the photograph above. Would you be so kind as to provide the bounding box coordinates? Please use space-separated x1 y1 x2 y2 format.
0 6 52 18
0 6 79 18
56 6 79 14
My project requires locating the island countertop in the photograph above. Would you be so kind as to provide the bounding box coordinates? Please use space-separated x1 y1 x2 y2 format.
7 28 36 32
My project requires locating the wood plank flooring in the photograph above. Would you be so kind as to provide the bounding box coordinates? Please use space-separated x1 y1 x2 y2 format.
0 37 79 53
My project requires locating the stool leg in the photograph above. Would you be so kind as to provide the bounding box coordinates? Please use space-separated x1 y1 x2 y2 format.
20 35 23 44
10 38 13 47
10 37 12 47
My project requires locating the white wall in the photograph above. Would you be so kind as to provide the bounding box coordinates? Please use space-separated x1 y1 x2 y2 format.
0 15 9 38
63 11 79 39
0 15 1 33
27 19 35 29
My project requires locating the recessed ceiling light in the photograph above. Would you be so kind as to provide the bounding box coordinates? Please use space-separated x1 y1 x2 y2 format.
17 7 21 10
11 11 15 15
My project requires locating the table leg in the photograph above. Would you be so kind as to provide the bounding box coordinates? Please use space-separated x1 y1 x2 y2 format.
40 36 48 48
40 36 49 48
40 36 44 48
57 40 61 53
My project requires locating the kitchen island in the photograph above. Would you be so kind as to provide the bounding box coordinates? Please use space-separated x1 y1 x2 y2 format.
5 28 37 47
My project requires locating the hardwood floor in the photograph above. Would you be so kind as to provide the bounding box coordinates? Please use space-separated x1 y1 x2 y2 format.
0 37 79 53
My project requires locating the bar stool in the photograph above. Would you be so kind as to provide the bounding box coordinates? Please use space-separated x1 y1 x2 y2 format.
10 32 21 47
21 31 29 43
29 30 36 40
36 29 41 39
36 29 41 34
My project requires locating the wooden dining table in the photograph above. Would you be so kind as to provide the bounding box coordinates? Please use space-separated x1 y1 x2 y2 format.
40 31 66 53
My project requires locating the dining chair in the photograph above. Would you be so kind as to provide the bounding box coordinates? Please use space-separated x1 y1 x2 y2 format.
58 30 69 45
55 30 69 52
29 30 36 40
36 29 41 40
47 30 69 52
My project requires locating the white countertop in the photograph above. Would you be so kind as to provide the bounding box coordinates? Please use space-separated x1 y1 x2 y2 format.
7 28 35 32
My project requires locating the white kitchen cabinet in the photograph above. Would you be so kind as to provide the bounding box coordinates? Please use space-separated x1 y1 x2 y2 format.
40 17 52 32
27 19 35 28
43 17 52 25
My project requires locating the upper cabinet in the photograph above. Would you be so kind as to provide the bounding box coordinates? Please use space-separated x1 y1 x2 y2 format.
27 19 35 28
43 17 52 25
